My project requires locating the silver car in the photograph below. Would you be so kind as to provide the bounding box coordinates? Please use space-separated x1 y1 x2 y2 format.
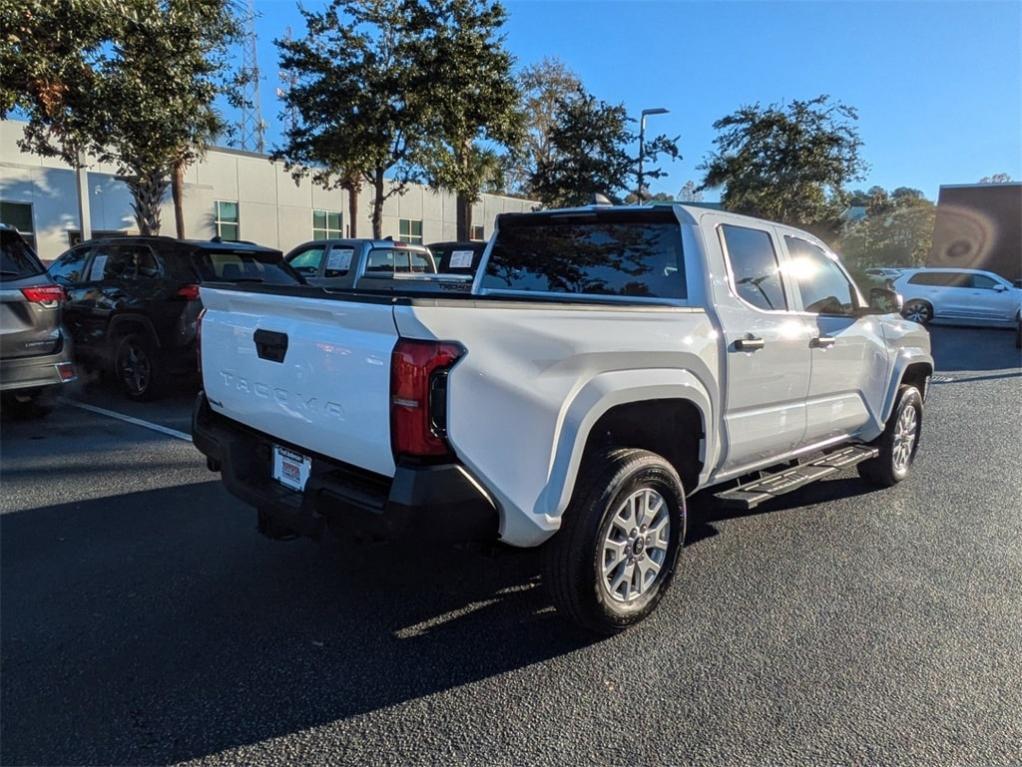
0 225 76 417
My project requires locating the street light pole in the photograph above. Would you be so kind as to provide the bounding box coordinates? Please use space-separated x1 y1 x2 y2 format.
637 107 669 203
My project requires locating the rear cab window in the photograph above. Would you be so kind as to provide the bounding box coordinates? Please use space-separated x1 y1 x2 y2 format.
192 247 302 286
1 228 45 280
480 210 686 299
364 246 437 275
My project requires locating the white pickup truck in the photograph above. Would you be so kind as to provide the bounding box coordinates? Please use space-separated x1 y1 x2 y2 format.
193 204 933 633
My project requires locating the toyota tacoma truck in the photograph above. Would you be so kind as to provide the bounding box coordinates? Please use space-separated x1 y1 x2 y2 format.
192 204 933 633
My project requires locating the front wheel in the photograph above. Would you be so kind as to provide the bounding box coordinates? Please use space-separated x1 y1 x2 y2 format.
114 333 163 401
858 385 923 487
544 448 686 634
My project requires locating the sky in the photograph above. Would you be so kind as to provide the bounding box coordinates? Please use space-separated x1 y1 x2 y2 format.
244 0 1022 200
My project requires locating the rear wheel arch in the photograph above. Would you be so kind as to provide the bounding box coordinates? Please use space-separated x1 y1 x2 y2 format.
577 398 706 496
107 314 161 348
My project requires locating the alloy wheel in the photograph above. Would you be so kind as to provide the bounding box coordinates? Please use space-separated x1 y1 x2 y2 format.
600 488 671 603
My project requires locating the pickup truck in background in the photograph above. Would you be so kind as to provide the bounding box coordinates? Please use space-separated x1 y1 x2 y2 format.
193 204 933 633
285 237 473 294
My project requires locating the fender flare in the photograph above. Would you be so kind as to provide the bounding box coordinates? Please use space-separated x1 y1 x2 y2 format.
536 367 716 526
879 349 934 423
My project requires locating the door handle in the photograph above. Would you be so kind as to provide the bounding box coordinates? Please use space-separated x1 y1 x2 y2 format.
734 336 765 352
811 336 836 349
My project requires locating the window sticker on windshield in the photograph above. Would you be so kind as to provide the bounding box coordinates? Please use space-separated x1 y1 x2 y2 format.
88 255 108 281
327 249 353 271
449 250 474 268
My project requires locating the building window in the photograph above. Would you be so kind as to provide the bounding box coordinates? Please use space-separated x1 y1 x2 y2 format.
313 210 342 240
215 201 240 241
0 201 36 251
471 225 485 241
398 218 423 245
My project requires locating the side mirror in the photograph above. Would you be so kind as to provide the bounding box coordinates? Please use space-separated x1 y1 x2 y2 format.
993 284 1009 292
867 286 903 314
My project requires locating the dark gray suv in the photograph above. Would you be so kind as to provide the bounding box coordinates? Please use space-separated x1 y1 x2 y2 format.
0 225 76 416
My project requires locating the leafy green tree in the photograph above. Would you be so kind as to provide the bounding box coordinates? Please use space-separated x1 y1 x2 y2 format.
678 180 703 202
530 88 679 208
979 173 1012 183
503 56 582 197
275 0 430 239
97 0 244 236
838 187 935 269
414 0 522 240
701 95 866 236
2 0 242 238
1 0 115 238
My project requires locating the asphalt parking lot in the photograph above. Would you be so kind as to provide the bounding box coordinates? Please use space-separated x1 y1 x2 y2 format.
2 325 1020 766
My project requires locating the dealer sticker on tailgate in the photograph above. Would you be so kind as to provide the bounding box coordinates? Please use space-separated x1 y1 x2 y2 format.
272 445 311 492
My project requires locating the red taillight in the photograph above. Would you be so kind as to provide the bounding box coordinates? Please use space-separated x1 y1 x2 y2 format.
196 307 206 376
390 339 464 461
21 285 65 306
177 284 201 301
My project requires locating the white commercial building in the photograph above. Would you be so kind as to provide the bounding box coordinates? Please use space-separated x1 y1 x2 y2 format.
0 119 535 261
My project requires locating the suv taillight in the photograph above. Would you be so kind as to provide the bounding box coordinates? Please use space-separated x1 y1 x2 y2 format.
390 339 464 461
21 285 65 307
177 284 201 301
196 307 206 376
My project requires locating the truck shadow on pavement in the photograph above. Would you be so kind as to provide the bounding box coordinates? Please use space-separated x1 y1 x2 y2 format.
0 481 591 766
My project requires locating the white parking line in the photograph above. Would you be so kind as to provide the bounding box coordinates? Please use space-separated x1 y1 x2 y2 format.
62 400 192 442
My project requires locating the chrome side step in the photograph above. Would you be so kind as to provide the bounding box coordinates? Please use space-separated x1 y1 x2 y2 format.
713 445 879 510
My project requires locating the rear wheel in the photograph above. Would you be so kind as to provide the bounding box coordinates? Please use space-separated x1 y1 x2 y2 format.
1015 315 1021 349
544 448 686 634
114 332 163 401
902 300 932 325
858 386 923 487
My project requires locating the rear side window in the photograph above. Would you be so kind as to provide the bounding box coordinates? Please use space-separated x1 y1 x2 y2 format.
325 247 354 277
1 228 44 279
192 248 301 285
908 271 969 287
49 247 91 285
481 213 686 299
720 224 786 311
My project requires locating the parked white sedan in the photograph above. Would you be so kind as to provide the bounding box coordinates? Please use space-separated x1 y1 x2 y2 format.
892 268 1022 328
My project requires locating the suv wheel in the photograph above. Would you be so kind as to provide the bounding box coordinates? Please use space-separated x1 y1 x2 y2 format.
114 332 162 401
544 448 686 634
858 385 923 487
902 300 932 325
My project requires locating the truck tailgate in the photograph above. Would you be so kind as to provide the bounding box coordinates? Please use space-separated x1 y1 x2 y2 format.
200 287 398 476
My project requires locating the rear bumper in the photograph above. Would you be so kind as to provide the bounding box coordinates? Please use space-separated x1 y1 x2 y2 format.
0 344 76 392
191 392 498 542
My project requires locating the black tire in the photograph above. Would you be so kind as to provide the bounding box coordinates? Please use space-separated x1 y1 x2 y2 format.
858 386 923 487
1 388 56 419
113 332 164 401
1015 317 1021 349
902 300 932 325
544 448 686 635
